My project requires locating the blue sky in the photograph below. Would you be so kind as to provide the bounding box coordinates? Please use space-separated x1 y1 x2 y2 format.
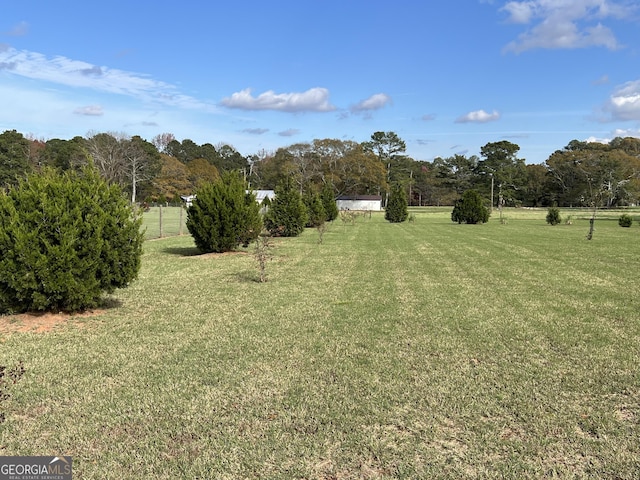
1 1 639 165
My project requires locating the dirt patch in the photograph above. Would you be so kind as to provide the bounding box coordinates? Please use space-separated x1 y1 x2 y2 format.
0 310 103 335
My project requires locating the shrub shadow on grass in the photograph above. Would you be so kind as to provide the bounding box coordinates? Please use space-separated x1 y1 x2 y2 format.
97 296 124 310
161 246 202 257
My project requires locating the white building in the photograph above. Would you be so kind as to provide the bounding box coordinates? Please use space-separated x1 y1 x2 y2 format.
336 195 382 211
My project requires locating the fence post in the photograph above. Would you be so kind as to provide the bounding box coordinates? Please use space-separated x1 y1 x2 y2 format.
179 207 183 236
159 205 163 239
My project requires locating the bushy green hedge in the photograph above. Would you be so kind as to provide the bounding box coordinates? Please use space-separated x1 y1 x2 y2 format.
451 190 490 224
186 171 262 253
0 167 143 314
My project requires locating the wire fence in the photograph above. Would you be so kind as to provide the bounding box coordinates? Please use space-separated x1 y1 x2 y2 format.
142 206 188 240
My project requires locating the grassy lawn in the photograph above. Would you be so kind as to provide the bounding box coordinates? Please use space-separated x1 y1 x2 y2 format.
1 208 640 478
143 206 187 240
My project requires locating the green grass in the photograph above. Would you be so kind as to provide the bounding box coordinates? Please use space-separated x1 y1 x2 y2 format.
143 206 187 240
2 208 640 478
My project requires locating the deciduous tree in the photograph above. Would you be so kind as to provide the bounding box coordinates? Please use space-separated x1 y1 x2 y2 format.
85 132 161 203
0 130 31 188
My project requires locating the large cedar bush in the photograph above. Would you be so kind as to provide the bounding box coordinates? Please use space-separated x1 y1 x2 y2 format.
0 167 143 314
186 171 262 253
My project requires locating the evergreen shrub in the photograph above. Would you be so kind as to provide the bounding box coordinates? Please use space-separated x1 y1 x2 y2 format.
186 171 262 253
264 177 308 237
385 184 408 223
321 184 338 222
304 192 326 228
546 207 562 225
0 167 143 314
619 214 633 228
451 190 490 224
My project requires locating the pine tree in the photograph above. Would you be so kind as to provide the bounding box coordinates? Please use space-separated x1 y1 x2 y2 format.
264 177 308 237
186 171 262 253
385 184 408 223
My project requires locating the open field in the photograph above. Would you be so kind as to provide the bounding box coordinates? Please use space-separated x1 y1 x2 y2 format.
1 208 640 478
143 206 188 240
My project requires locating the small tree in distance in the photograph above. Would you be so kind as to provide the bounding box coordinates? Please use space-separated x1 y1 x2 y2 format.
451 189 490 224
619 214 633 227
546 206 561 225
385 184 408 223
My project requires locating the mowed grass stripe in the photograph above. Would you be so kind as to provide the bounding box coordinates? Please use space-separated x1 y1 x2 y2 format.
1 209 639 478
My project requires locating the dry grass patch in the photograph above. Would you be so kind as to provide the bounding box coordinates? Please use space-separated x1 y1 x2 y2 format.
0 310 102 335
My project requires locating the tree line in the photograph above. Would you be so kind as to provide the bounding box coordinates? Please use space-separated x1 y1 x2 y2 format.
2 129 640 208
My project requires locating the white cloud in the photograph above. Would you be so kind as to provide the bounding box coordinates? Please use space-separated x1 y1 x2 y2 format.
613 127 640 137
74 105 104 116
455 109 501 123
0 46 212 110
604 80 640 121
585 128 640 144
502 1 536 23
220 87 335 113
350 93 392 113
585 135 611 143
500 0 634 53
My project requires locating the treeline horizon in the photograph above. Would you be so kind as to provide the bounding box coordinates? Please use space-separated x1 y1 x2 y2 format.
1 129 640 208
